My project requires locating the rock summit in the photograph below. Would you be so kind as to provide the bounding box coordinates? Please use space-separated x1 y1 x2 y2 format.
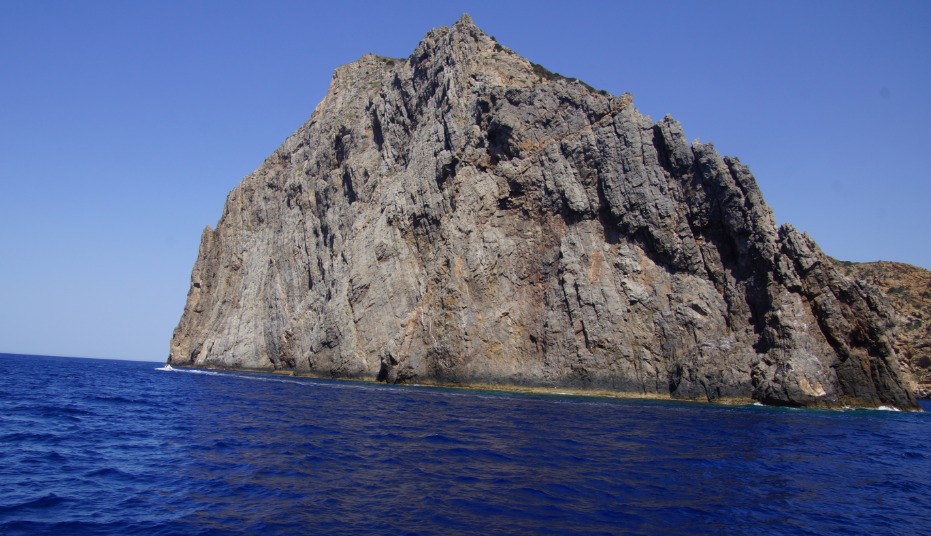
169 15 918 409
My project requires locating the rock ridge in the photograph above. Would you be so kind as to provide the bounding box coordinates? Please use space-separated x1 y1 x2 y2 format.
169 15 918 410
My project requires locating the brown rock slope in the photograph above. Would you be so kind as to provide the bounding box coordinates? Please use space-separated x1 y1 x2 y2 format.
833 260 931 397
169 15 917 409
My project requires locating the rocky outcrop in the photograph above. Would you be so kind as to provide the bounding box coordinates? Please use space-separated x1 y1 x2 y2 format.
833 260 930 397
169 15 918 409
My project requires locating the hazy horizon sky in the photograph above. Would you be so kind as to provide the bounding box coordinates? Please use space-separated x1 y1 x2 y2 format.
2 1 929 361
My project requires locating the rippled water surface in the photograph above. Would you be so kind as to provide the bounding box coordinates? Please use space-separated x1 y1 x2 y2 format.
1 353 930 535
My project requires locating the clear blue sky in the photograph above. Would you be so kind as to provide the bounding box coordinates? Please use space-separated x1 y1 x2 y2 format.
2 1 929 361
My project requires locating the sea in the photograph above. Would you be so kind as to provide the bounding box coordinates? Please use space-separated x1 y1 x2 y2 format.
1 354 929 535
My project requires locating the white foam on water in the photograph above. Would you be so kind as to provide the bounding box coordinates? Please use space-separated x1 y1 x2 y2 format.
182 369 221 376
227 374 309 387
841 404 903 412
155 366 220 376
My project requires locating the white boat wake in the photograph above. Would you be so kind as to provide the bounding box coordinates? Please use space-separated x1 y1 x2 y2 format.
154 364 219 375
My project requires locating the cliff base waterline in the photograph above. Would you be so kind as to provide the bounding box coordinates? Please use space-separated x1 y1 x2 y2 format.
171 364 919 411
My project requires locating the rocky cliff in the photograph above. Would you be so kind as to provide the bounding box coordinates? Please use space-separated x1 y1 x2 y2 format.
169 15 918 410
833 260 930 397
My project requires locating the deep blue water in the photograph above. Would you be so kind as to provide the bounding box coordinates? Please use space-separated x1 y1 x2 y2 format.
1 354 930 535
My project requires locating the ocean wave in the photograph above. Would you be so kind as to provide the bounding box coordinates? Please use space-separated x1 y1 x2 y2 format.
876 406 902 412
0 493 71 514
92 395 147 406
83 467 138 480
155 365 220 376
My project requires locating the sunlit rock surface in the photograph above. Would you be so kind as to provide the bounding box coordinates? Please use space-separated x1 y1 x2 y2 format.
169 15 917 410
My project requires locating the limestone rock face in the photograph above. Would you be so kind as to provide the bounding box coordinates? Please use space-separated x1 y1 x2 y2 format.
169 15 918 409
833 260 931 397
